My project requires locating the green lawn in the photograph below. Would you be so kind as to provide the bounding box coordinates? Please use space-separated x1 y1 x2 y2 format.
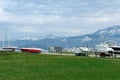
0 52 120 80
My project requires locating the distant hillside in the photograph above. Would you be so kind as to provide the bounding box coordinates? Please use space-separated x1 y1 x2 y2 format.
5 25 120 49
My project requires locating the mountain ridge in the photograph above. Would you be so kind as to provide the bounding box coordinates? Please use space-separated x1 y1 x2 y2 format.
3 25 120 49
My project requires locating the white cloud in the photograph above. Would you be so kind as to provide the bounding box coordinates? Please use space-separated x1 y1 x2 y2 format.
17 26 38 33
0 0 120 37
8 15 63 25
0 7 11 21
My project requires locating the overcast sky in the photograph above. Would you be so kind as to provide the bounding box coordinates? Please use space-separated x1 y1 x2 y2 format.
0 0 120 37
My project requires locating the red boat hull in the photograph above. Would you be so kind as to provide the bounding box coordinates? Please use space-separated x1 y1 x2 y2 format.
20 48 42 53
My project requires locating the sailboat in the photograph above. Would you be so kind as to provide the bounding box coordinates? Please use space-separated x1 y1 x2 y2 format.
2 31 18 52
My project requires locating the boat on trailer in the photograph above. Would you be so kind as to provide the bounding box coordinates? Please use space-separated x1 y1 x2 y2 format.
20 48 42 53
96 41 120 57
2 46 18 52
109 46 120 51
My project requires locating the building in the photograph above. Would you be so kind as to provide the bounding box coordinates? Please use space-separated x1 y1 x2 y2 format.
49 46 62 53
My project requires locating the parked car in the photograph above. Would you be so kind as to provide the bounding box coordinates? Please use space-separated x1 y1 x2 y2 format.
75 52 87 56
100 52 110 58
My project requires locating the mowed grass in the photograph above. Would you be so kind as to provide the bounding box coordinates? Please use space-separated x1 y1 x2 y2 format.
0 52 120 80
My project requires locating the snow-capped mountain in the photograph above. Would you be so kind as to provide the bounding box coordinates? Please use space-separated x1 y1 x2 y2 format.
95 25 120 35
19 34 63 40
5 25 120 49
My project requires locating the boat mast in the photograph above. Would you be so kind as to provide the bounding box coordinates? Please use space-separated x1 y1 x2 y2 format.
8 32 11 47
2 30 4 48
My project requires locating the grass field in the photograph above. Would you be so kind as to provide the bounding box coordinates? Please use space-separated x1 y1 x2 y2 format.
0 52 120 80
